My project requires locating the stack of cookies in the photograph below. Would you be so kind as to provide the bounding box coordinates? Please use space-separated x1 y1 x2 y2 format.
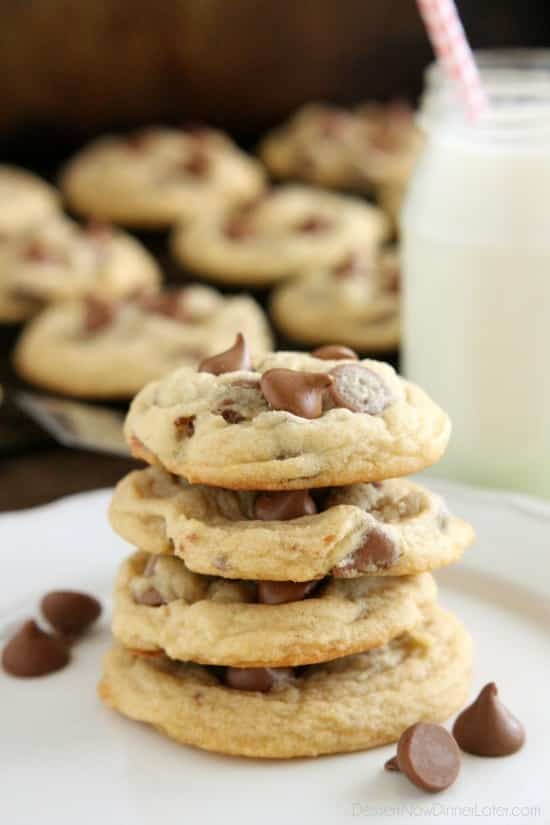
100 336 474 758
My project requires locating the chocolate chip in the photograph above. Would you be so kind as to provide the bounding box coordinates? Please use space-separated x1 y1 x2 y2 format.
2 620 70 678
333 253 361 278
332 527 399 576
452 683 525 757
126 129 155 151
199 333 250 375
295 215 331 233
83 295 115 333
384 756 400 771
41 591 101 636
257 579 319 605
254 490 317 521
260 369 333 419
220 408 246 424
182 149 209 177
311 345 359 361
223 666 293 692
139 290 190 322
224 218 254 240
85 220 112 241
328 364 394 415
134 587 166 607
388 723 461 793
23 241 62 264
174 415 195 438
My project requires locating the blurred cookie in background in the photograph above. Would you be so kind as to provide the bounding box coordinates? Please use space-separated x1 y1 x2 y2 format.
0 166 60 241
0 215 161 323
259 102 422 229
14 286 273 399
60 126 266 229
171 184 388 287
270 248 399 354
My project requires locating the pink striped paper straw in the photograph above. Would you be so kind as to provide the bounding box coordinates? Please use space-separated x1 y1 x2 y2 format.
417 0 488 121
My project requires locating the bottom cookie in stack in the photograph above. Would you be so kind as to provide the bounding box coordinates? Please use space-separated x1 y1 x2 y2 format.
99 605 471 759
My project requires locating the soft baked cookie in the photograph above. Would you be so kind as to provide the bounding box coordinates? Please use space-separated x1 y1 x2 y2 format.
125 347 451 489
270 248 400 352
99 605 472 758
0 166 60 241
14 287 272 399
0 215 160 323
109 467 474 581
60 126 265 228
171 184 388 286
258 102 423 195
113 550 437 666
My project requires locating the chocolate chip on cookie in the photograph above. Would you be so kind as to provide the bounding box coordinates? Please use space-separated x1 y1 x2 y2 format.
452 683 525 757
254 490 317 521
83 295 116 333
181 149 210 178
311 344 358 361
41 590 101 637
224 217 254 240
223 666 293 692
174 415 195 438
134 587 166 607
260 368 333 418
257 579 319 605
332 527 399 576
2 620 70 678
199 333 250 375
295 215 332 233
328 363 394 415
385 722 461 793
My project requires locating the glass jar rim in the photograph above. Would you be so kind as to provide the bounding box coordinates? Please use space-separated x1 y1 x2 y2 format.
420 49 550 143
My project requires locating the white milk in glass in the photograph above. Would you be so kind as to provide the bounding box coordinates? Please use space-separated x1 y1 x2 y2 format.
402 55 550 497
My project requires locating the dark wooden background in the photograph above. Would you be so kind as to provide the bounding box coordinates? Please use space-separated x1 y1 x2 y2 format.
1 0 548 510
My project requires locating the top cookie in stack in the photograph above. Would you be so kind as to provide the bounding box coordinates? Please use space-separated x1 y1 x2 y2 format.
125 338 450 489
101 335 473 759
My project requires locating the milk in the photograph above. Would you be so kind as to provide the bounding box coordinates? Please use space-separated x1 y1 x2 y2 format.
402 59 550 496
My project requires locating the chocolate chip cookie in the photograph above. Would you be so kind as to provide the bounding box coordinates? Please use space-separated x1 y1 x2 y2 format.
109 467 474 581
270 248 400 352
125 348 451 489
99 605 472 758
171 184 388 286
0 215 160 323
60 126 265 228
14 287 272 399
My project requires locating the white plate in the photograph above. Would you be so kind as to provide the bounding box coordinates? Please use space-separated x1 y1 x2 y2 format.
1 479 549 825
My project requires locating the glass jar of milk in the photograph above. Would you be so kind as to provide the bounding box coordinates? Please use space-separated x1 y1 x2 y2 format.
402 52 550 497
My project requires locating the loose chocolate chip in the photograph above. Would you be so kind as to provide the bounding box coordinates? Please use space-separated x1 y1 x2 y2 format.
254 490 317 521
199 333 251 375
389 723 461 793
332 527 399 576
174 415 195 438
223 666 293 692
311 345 359 361
83 295 115 333
452 683 525 756
257 579 319 605
328 364 394 415
260 368 333 419
134 587 166 607
41 591 101 636
2 620 70 678
384 756 400 771
182 149 209 177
